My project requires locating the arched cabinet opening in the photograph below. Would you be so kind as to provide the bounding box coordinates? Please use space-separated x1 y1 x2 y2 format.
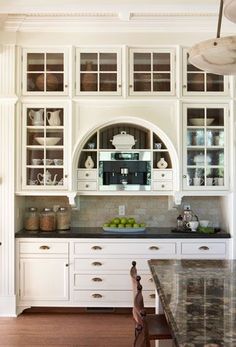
74 120 178 195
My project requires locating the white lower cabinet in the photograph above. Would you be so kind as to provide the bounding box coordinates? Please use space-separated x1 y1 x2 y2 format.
16 237 230 312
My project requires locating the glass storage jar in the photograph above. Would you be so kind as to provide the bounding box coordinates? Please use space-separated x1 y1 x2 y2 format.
24 207 39 231
39 208 56 231
56 207 71 230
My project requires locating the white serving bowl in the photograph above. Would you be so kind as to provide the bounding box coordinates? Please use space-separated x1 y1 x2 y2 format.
35 137 61 146
190 118 214 126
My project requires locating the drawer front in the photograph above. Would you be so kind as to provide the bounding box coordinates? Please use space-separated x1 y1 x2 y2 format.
77 169 97 180
153 181 173 191
19 242 68 254
74 274 155 291
74 242 176 255
73 290 132 304
153 170 173 180
77 181 97 191
181 242 226 255
74 258 151 272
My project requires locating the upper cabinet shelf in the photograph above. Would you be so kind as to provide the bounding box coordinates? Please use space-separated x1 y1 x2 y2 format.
129 48 176 96
22 48 69 95
182 49 229 96
75 48 122 96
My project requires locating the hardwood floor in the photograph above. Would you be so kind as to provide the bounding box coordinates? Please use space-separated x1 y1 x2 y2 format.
0 311 135 347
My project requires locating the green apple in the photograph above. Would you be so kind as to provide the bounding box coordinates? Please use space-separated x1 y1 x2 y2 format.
103 223 110 227
133 223 140 228
128 217 135 225
125 223 132 228
113 218 120 225
120 217 127 225
118 223 125 228
110 223 117 228
140 223 146 227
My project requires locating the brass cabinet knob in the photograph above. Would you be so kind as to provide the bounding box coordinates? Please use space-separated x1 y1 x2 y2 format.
92 293 102 298
92 262 102 266
149 246 159 250
92 246 102 250
39 245 50 250
199 246 209 251
92 277 103 282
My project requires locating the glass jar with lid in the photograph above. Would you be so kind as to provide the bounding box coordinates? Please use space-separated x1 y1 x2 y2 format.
56 207 71 230
39 208 56 231
24 207 39 231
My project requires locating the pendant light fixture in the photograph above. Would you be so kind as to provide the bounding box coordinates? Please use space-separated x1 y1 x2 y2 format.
189 0 236 75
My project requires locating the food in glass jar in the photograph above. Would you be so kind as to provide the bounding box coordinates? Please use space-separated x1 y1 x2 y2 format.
24 207 39 231
56 207 71 230
39 208 56 231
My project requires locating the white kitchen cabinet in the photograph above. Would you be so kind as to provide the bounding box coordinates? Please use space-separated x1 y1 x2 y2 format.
21 103 68 190
16 237 230 312
22 48 69 95
182 103 229 191
75 47 122 95
129 47 176 96
17 240 69 306
182 48 229 96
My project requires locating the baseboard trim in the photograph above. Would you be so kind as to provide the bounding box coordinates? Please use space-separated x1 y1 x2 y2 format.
0 295 16 317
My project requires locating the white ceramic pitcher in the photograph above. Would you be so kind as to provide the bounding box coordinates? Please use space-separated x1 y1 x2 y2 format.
37 170 57 185
29 109 44 126
46 110 61 126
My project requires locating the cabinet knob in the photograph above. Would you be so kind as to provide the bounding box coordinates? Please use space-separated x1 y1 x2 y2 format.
39 245 50 250
85 173 89 177
65 84 68 88
65 264 69 267
129 84 133 88
92 261 102 266
118 84 122 88
92 293 103 298
85 184 89 188
92 277 103 282
161 173 165 177
149 246 159 250
92 246 102 250
183 85 187 88
64 174 68 178
161 184 165 188
183 175 187 178
0 242 1 246
149 294 155 299
199 246 209 251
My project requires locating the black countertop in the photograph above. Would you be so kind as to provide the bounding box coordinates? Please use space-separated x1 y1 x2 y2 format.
15 227 231 238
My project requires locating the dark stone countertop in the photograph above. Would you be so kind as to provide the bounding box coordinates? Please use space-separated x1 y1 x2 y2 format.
149 259 236 347
15 227 231 238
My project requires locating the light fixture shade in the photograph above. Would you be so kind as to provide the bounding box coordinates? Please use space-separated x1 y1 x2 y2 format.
189 35 236 75
224 0 236 23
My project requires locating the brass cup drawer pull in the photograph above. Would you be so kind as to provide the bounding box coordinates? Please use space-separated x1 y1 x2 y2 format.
149 294 155 299
149 246 159 250
92 293 103 298
92 246 102 250
92 277 103 282
199 246 209 251
92 262 102 266
39 245 50 250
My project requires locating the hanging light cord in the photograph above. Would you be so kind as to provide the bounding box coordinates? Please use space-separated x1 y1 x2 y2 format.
216 0 224 38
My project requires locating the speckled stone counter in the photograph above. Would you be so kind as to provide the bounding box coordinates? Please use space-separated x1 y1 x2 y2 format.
15 227 231 239
149 259 236 347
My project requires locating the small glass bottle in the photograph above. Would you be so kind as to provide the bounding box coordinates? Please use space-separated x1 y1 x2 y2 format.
56 207 71 230
176 215 183 230
39 208 56 231
24 207 39 231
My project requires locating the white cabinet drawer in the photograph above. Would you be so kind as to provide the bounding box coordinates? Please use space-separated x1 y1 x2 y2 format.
74 258 151 272
73 290 132 304
153 170 173 180
77 181 97 191
181 242 226 255
19 242 68 254
153 181 173 191
77 169 97 180
74 242 176 255
74 274 155 291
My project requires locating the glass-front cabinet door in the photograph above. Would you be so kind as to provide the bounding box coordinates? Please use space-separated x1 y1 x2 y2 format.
182 49 229 96
129 48 176 95
22 104 68 190
22 48 68 95
183 104 228 190
76 48 122 95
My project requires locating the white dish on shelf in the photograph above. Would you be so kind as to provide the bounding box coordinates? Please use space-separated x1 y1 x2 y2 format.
189 118 214 126
35 137 61 146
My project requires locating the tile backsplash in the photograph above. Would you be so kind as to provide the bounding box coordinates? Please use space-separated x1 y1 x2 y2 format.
25 195 223 228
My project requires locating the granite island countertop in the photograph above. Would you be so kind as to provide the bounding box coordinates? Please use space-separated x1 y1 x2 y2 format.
149 259 236 347
15 227 231 238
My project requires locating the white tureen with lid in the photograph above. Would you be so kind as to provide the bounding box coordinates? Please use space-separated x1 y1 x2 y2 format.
110 131 137 150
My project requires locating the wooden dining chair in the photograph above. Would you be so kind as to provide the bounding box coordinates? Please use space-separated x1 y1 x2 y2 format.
130 262 172 347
